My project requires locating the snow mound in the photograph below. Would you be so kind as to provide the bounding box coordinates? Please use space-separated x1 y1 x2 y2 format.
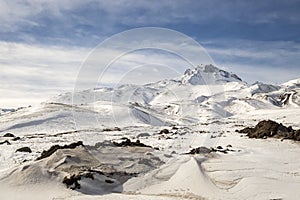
250 81 281 95
282 78 300 89
138 156 219 199
0 142 165 196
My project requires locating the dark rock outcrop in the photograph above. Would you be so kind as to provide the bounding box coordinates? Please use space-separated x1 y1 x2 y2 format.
113 138 152 148
187 145 237 155
0 140 11 145
36 141 84 160
16 147 32 153
3 133 15 137
63 174 82 190
237 120 300 141
159 129 170 134
187 146 212 154
103 127 121 132
62 170 135 191
12 137 21 141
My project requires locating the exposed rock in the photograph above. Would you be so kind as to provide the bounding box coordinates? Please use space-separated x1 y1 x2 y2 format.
105 179 114 184
62 169 135 191
3 133 15 137
159 129 170 134
12 136 21 141
63 174 82 190
0 140 11 145
136 133 150 138
238 120 300 141
211 147 229 154
113 138 152 148
187 146 236 155
36 141 84 160
4 140 164 195
16 147 32 153
103 127 121 132
187 146 212 154
290 130 300 141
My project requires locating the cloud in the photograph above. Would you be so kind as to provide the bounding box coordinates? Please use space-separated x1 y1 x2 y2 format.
1 0 300 45
0 28 215 108
205 39 300 83
1 37 300 108
0 41 88 107
96 50 193 86
227 64 300 85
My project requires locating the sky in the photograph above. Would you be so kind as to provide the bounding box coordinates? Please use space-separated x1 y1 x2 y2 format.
1 0 300 107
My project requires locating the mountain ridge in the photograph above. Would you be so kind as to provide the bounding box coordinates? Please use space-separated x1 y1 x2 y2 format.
1 64 300 133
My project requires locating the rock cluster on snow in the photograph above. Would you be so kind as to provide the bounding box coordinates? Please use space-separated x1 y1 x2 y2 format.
36 141 84 160
112 138 152 148
238 120 300 141
3 133 15 137
15 147 32 153
187 145 237 155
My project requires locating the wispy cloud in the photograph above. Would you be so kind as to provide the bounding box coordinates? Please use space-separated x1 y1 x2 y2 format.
228 64 300 85
1 1 300 107
1 37 300 108
0 41 88 107
1 1 300 45
205 39 300 84
0 29 213 108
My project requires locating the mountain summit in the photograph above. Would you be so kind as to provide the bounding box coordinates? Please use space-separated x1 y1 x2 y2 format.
181 64 242 85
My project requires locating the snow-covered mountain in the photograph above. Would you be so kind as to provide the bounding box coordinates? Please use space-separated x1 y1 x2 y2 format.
2 64 300 134
1 64 300 200
47 64 300 124
181 64 242 85
0 65 298 138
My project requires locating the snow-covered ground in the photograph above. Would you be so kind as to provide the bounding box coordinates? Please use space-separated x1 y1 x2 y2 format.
0 64 300 200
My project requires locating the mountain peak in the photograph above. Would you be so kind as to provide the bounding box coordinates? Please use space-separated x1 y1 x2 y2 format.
195 64 221 73
181 64 242 85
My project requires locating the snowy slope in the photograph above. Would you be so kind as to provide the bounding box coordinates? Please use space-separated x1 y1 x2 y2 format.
1 64 300 200
181 64 242 85
2 64 300 135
